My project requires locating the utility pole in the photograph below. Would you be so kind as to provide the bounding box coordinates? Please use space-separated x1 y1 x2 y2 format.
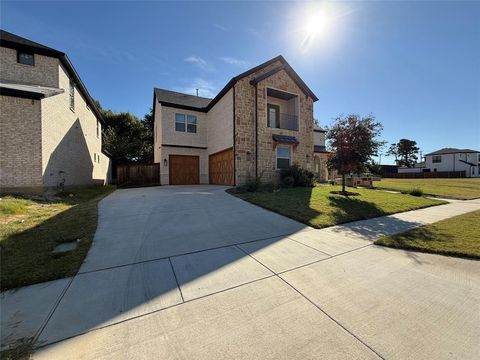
196 88 198 96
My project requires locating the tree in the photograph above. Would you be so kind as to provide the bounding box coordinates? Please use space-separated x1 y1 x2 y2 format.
326 114 384 193
96 102 153 164
387 139 419 167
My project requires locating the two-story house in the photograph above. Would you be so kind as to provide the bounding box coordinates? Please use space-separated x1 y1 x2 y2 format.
424 148 479 177
153 55 319 186
0 30 110 194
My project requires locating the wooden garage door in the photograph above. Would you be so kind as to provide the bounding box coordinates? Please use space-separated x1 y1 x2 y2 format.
169 155 200 185
209 148 234 185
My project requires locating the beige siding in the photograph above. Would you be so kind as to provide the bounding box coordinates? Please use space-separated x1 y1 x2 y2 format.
314 131 325 146
161 106 207 148
207 88 233 156
0 47 59 88
41 63 107 187
0 95 43 192
153 100 162 164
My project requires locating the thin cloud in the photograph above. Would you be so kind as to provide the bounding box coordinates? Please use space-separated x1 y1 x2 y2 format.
220 56 250 68
184 56 215 71
213 24 227 31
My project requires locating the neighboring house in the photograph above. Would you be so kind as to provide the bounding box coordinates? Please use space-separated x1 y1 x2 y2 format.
313 125 330 181
423 148 480 177
153 55 319 185
397 162 425 174
0 30 110 194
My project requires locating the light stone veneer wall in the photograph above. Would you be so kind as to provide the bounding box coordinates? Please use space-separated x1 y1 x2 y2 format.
0 47 58 88
234 60 314 185
41 63 109 188
0 96 43 193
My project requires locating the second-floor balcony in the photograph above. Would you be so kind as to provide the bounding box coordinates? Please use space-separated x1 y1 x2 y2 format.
268 112 299 131
267 87 299 131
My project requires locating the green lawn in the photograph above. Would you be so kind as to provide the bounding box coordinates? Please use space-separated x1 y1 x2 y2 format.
376 178 480 200
376 210 480 259
230 185 445 229
0 186 115 290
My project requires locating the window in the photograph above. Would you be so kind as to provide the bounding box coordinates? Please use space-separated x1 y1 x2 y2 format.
187 115 197 133
267 104 280 128
432 155 441 163
69 79 75 110
175 113 197 133
175 113 185 132
17 51 34 66
276 146 291 169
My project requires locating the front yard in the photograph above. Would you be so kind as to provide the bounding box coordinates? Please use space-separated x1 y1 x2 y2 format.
231 185 445 228
375 178 480 200
0 186 115 290
376 210 480 259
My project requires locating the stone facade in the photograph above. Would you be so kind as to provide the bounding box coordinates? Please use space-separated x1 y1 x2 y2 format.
234 60 314 185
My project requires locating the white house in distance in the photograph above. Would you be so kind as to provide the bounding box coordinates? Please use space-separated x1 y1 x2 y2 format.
399 148 479 177
424 148 479 177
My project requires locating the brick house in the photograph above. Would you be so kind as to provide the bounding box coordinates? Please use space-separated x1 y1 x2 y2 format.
153 55 323 186
0 30 111 194
313 125 330 181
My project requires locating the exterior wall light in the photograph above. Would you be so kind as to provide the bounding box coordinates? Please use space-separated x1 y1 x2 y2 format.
163 158 168 167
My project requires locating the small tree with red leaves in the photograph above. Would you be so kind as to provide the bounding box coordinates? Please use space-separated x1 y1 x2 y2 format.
327 114 384 194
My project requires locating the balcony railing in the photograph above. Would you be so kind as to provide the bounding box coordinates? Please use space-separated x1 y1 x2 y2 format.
268 113 298 131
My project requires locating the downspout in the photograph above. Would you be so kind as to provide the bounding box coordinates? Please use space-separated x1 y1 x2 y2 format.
254 83 258 178
233 85 236 185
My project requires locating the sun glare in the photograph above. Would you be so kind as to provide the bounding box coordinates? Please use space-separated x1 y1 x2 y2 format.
305 11 328 39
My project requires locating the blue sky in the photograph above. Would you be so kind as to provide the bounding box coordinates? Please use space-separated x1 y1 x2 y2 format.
2 1 479 164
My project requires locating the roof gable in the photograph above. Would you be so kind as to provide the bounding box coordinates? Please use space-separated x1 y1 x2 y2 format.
153 55 318 112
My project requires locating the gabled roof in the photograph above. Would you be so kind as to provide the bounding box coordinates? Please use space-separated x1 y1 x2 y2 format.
153 55 318 112
314 125 326 133
425 148 479 156
0 29 104 124
154 88 211 112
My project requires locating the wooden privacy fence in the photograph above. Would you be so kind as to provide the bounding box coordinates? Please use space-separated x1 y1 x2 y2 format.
383 171 466 179
116 163 160 187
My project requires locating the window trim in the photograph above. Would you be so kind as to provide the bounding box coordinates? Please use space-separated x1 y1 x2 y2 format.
175 112 197 133
17 50 35 66
276 145 291 170
267 103 280 128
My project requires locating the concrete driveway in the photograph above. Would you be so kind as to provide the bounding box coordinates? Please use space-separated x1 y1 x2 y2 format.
2 186 479 359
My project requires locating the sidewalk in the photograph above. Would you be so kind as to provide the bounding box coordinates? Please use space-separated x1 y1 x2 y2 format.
1 198 479 357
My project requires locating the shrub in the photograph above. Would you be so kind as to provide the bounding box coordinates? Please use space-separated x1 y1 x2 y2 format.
282 176 295 188
245 177 261 192
408 188 424 197
280 165 315 187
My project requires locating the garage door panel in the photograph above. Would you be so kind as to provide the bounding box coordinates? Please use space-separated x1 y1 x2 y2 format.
209 148 233 185
169 155 200 185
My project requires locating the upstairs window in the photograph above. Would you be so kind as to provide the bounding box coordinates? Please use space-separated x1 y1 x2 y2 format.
69 79 75 110
17 51 34 66
187 115 197 133
175 113 197 133
175 113 186 132
432 155 442 163
276 146 291 169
